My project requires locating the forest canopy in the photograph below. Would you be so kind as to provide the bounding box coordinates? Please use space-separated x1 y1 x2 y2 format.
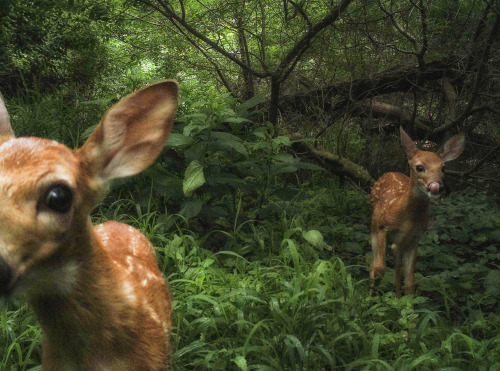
1 0 498 189
0 0 499 369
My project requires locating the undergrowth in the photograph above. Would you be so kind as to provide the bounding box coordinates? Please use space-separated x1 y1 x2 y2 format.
1 89 499 370
3 183 498 370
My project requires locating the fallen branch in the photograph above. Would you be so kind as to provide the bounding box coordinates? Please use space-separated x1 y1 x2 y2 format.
290 134 376 188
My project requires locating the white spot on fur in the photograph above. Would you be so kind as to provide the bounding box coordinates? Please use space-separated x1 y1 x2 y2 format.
128 226 140 255
122 280 136 304
162 321 169 335
126 255 134 272
144 300 161 324
140 271 160 287
96 225 110 245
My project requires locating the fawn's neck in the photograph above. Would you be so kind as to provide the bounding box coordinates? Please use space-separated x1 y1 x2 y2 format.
406 174 431 224
27 226 134 367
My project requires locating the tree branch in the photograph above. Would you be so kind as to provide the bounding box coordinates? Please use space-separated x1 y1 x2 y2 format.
278 0 354 81
433 13 499 135
135 0 272 78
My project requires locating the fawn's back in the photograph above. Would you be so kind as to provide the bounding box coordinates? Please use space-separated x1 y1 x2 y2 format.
0 81 178 370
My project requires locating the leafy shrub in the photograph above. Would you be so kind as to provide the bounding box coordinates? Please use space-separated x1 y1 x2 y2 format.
418 189 500 318
129 90 323 234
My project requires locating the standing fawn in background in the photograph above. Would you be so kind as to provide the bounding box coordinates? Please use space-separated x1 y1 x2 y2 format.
370 127 465 297
0 81 178 370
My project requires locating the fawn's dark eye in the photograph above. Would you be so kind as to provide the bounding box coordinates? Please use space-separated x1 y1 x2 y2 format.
44 185 73 213
416 165 425 172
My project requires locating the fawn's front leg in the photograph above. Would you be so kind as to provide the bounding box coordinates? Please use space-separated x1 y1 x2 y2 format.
370 227 387 296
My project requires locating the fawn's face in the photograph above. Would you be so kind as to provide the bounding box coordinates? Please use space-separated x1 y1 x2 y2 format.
0 80 179 300
407 149 445 198
0 137 89 298
400 128 464 199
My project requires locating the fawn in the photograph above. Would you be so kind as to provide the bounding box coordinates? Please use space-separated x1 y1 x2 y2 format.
369 127 465 297
0 81 178 369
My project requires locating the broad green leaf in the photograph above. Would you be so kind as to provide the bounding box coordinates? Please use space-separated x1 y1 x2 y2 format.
232 355 248 371
236 92 266 113
179 199 203 219
272 135 291 148
166 133 191 147
183 160 205 196
178 112 207 122
210 131 242 142
211 131 249 157
302 229 325 248
222 116 252 124
273 153 295 163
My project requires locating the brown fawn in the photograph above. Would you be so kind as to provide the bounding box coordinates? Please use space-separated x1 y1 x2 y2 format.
370 127 465 297
0 81 178 369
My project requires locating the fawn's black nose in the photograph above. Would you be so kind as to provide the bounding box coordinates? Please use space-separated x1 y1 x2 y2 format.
0 256 13 297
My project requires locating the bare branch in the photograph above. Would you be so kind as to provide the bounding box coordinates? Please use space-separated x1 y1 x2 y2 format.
434 13 499 135
378 0 417 53
134 0 272 78
279 0 354 81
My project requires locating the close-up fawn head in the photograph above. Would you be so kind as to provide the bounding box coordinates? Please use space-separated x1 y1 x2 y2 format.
0 81 178 369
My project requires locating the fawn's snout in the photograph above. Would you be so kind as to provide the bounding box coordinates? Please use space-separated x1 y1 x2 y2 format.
427 181 443 195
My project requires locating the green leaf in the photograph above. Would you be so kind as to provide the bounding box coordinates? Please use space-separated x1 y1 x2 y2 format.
232 355 248 371
302 230 325 248
222 116 252 124
179 112 207 123
166 133 191 147
210 131 242 142
272 135 291 148
484 270 500 297
179 199 203 219
183 160 206 196
273 153 295 163
236 92 266 113
211 131 248 157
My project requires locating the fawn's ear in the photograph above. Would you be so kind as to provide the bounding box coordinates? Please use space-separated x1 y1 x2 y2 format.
436 134 465 163
0 92 15 138
400 127 418 159
77 81 178 182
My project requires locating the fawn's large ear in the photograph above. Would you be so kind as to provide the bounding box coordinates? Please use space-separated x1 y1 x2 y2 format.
77 81 178 182
0 92 15 139
436 134 465 163
400 127 418 159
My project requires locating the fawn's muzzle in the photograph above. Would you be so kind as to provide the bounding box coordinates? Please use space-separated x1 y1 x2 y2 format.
427 181 443 195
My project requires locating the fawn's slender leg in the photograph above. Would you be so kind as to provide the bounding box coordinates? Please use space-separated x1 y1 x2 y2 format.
394 246 403 298
402 245 419 296
370 226 387 296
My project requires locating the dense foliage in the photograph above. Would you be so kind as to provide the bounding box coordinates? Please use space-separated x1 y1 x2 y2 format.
0 0 499 369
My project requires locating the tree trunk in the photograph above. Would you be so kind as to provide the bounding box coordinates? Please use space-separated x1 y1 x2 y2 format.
268 75 281 125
